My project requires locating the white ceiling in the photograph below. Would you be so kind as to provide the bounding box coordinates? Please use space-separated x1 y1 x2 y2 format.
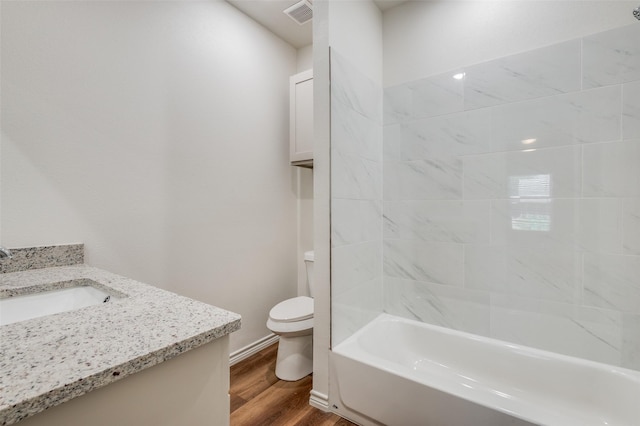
226 0 406 49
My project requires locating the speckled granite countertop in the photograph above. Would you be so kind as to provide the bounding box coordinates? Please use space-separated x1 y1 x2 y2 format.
0 264 241 425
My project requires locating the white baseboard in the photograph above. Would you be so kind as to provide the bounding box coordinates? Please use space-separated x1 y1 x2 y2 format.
229 334 279 366
309 389 330 411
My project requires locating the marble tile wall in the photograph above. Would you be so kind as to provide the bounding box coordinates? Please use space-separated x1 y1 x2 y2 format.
382 24 640 370
330 49 384 346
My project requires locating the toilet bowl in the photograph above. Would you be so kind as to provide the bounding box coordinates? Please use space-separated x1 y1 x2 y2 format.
267 251 314 381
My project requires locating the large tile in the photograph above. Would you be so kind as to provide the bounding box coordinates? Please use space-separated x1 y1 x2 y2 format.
491 199 565 246
384 71 465 124
465 244 582 303
401 108 492 159
583 24 640 89
491 198 622 254
383 239 464 286
491 86 621 152
409 71 465 119
332 150 382 200
490 295 622 366
464 40 581 109
584 253 640 314
580 198 623 255
331 49 382 123
332 241 382 296
384 200 490 244
622 313 640 371
383 84 412 125
332 277 383 347
583 139 640 197
332 97 382 162
463 146 582 199
332 199 382 247
623 80 640 140
384 277 490 336
383 125 402 160
623 198 640 255
384 157 462 200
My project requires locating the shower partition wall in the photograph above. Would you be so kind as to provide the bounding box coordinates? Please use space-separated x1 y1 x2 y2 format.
330 49 384 346
330 1 640 372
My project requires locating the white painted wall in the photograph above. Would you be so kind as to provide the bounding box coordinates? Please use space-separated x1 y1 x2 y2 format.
295 44 314 298
297 44 314 71
295 167 314 297
329 0 383 84
0 0 298 353
384 0 637 86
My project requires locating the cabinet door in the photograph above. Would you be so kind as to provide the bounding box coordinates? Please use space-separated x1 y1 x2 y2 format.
290 69 313 166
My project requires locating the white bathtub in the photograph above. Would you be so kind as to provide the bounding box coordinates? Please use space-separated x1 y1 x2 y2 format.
330 313 640 426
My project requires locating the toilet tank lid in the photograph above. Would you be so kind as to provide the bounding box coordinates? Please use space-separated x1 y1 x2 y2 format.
304 251 314 261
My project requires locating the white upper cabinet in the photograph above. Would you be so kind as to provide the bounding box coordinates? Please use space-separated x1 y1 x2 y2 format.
290 69 313 167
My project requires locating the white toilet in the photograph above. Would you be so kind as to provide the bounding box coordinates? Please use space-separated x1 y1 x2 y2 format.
266 250 314 381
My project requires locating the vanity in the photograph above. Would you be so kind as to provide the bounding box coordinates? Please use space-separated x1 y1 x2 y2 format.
0 245 241 426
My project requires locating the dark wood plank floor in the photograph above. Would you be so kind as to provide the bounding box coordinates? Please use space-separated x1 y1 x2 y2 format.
230 343 357 426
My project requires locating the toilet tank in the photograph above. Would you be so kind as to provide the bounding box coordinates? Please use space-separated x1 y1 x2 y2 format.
304 251 315 298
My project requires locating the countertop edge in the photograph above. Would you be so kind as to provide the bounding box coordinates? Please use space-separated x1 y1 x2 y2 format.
4 317 241 425
0 264 242 426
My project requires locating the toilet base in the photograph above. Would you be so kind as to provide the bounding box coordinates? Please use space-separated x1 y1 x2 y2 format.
275 334 313 381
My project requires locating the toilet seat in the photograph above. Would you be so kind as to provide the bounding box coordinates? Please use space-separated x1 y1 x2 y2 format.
267 296 314 335
269 296 313 322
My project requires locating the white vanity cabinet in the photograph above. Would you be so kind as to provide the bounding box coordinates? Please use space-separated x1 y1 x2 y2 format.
16 338 231 426
290 69 313 168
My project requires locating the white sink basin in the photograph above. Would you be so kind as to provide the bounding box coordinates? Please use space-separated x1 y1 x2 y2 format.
0 280 122 326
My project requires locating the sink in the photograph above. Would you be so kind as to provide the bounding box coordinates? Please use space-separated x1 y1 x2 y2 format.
0 279 123 326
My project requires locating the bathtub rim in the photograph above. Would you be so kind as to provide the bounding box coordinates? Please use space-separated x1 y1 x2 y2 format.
331 313 640 426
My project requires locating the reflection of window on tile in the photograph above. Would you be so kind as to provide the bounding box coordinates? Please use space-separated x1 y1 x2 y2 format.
509 174 552 232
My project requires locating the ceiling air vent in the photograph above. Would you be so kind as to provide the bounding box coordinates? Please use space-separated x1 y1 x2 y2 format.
284 0 313 25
